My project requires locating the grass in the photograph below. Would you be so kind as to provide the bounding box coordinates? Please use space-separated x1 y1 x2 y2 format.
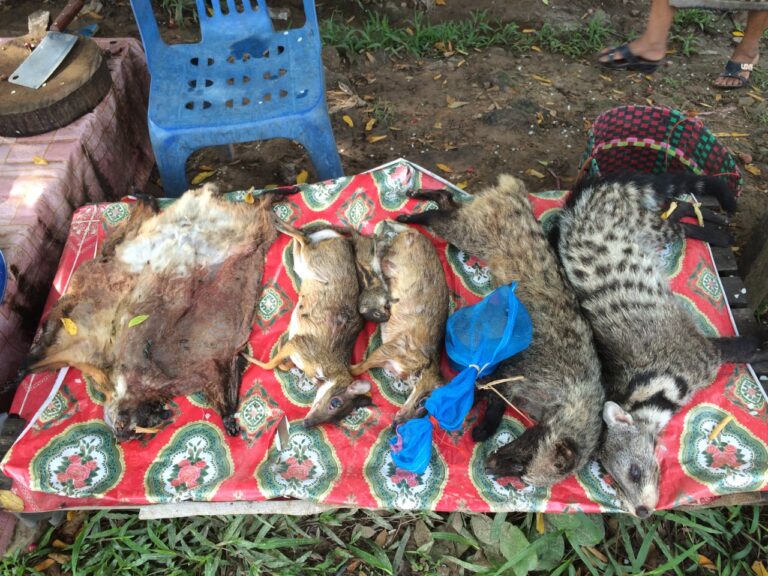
321 11 613 59
2 506 766 575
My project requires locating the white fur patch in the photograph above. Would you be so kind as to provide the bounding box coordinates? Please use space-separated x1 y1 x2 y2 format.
309 229 341 243
312 379 336 408
114 374 128 400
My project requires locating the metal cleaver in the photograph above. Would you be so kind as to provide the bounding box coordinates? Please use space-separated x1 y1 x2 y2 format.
8 0 87 90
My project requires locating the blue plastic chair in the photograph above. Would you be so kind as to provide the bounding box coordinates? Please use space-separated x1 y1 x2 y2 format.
130 0 344 197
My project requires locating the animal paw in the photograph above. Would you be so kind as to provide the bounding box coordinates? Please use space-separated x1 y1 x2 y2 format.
223 415 240 437
472 425 493 443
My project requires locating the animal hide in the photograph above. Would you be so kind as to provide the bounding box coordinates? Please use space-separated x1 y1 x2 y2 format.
26 184 284 441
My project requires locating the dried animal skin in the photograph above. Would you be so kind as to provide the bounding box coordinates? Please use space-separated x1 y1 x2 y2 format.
27 185 284 441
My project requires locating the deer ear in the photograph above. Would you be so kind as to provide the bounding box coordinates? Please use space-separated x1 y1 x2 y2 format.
603 401 634 427
348 380 371 396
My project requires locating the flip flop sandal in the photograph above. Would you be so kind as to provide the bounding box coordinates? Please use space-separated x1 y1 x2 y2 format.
714 59 753 90
597 43 663 73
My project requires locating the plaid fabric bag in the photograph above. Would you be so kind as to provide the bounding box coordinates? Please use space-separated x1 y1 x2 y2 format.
580 105 742 193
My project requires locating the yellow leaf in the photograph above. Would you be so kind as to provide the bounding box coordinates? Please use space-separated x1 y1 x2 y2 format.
447 100 469 109
61 317 77 336
752 561 768 576
599 74 612 82
433 73 442 80
698 554 716 572
436 163 453 173
32 155 48 165
265 184 279 189
191 170 215 185
744 163 762 176
342 114 354 127
456 180 468 189
747 91 765 102
244 187 255 203
0 490 24 512
128 314 150 328
405 27 414 36
532 74 552 85
644 74 654 81
713 132 749 138
367 135 387 143
33 559 56 572
522 28 536 33
525 168 546 179
52 539 68 549
296 169 309 184
732 30 744 37
531 45 541 52
708 415 734 441
365 118 376 131
536 512 545 534
435 0 446 5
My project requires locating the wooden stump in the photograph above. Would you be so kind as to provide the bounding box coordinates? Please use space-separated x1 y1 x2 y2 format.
0 35 112 137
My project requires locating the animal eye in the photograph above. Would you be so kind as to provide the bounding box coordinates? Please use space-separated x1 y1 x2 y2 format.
629 463 642 483
417 397 427 408
329 397 342 410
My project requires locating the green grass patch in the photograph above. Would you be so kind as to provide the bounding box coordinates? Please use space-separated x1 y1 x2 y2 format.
321 10 613 59
3 506 767 575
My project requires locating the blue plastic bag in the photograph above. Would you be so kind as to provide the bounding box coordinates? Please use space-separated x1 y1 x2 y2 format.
391 283 533 473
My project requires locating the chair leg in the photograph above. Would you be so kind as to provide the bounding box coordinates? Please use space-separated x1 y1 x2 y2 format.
301 114 344 181
149 131 193 198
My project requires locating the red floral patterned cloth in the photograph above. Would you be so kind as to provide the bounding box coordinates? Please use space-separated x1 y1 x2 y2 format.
2 160 766 513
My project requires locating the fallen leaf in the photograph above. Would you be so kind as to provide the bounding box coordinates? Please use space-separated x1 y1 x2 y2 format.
644 74 654 81
747 91 765 102
536 111 544 125
436 163 453 173
296 169 309 184
191 170 215 185
531 45 541 52
48 553 71 564
0 490 24 512
447 100 469 109
646 98 654 106
599 74 612 82
713 132 749 138
32 559 55 572
536 512 545 534
522 28 536 33
32 155 48 165
198 164 215 171
365 118 376 131
433 121 442 129
61 317 78 336
375 530 388 546
435 0 446 5
405 27 414 36
732 30 744 37
585 546 608 563
129 314 150 328
367 135 387 143
698 554 717 572
744 163 762 176
433 74 442 80
532 74 552 85
342 114 354 127
525 168 546 179
752 561 768 576
457 180 468 189
52 539 68 549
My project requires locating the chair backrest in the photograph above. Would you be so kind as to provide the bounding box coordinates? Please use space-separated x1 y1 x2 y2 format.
131 0 320 70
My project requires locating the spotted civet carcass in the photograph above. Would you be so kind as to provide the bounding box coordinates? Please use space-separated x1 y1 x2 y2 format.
397 175 604 488
555 172 764 518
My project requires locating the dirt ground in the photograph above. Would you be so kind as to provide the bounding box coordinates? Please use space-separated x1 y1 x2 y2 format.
2 0 767 273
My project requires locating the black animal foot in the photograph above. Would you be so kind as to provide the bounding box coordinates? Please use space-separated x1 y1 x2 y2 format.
223 415 240 437
472 424 494 443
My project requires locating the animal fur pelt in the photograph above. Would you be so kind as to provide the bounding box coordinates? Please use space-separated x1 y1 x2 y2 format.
25 184 287 441
398 175 604 488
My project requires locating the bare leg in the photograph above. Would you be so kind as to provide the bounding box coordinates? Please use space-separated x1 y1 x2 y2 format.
243 340 298 371
713 10 768 88
598 0 675 63
350 342 406 376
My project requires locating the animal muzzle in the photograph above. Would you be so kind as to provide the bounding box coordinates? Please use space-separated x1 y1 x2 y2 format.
485 453 525 478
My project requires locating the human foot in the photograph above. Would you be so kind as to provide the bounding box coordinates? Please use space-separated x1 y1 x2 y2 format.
597 41 666 72
713 56 758 90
